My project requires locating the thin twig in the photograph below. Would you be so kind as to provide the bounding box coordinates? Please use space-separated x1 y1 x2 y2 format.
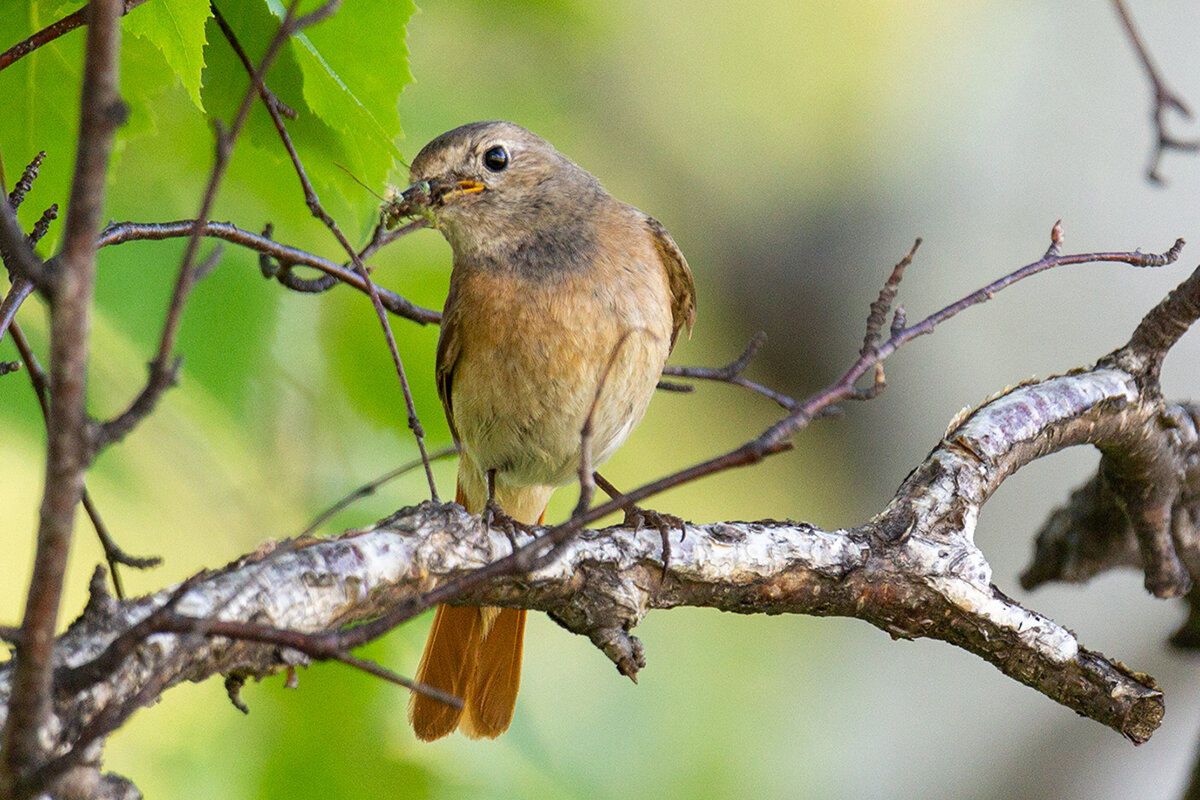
0 1 151 73
93 1 316 455
1112 0 1200 183
0 199 48 289
7 151 45 209
299 445 459 537
268 227 1185 658
213 3 439 501
573 330 647 519
1 153 58 347
82 490 162 600
14 230 1188 772
661 331 798 410
8 323 156 598
359 216 430 262
0 278 34 346
209 3 297 120
123 610 463 707
98 220 439 323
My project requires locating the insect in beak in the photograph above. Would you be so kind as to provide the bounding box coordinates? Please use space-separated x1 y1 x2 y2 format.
380 178 487 229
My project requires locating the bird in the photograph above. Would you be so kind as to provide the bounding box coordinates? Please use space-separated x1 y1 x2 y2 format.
398 121 696 741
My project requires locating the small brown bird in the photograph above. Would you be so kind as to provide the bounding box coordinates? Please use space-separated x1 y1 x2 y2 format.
401 121 696 741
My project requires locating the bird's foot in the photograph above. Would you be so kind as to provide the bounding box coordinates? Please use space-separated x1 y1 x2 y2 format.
623 505 686 579
482 499 534 551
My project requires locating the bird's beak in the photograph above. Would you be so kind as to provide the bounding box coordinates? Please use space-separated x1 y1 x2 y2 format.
449 179 485 197
383 178 486 229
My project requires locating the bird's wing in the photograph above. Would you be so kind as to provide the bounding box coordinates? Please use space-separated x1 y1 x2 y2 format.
435 281 462 444
644 215 697 350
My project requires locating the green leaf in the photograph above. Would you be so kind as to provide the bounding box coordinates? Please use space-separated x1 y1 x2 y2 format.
200 0 307 151
299 0 412 140
123 0 212 110
262 0 408 182
200 0 411 221
0 1 203 246
0 1 84 235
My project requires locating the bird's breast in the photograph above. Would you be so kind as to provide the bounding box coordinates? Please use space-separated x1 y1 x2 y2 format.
445 250 672 490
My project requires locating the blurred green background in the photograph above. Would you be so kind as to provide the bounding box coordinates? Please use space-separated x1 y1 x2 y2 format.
4 1 1200 798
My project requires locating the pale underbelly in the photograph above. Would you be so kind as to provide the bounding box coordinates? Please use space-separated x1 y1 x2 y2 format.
451 327 667 489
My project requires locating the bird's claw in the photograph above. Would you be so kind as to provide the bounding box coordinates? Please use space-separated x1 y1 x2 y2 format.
482 499 532 551
623 505 686 579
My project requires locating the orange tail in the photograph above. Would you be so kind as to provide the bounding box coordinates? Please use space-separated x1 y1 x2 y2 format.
408 481 544 741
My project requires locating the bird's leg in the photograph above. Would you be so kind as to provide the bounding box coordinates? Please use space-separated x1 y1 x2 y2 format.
592 472 685 578
482 469 531 551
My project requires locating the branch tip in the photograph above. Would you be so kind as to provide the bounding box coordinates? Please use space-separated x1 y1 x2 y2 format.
224 675 250 714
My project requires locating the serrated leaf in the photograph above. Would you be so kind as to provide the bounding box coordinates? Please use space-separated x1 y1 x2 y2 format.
200 0 306 150
299 0 412 140
123 0 212 110
261 0 407 180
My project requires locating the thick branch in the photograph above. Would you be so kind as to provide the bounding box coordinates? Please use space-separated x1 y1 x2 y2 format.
1023 264 1200 598
0 357 1182 782
0 0 125 795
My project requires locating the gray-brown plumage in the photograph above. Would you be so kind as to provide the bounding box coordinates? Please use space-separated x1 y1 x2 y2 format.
402 121 696 741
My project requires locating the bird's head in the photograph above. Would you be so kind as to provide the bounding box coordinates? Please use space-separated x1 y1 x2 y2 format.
390 121 603 254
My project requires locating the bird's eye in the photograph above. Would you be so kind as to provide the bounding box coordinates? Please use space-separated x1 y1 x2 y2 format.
483 145 509 172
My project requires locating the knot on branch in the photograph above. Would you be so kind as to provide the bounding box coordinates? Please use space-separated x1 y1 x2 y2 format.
586 627 645 681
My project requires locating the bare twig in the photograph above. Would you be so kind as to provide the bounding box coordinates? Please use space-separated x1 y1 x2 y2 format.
660 331 799 410
9 323 159 600
282 227 1186 658
98 219 439 323
1112 0 1200 183
538 231 1186 554
93 1 317 455
0 0 126 794
82 491 162 599
299 445 459 537
208 3 297 120
0 278 34 346
359 216 430 263
27 205 58 248
1 153 59 347
572 330 647 519
211 1 439 501
7 151 45 209
0 228 1189 797
0 199 48 289
0 1 151 73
